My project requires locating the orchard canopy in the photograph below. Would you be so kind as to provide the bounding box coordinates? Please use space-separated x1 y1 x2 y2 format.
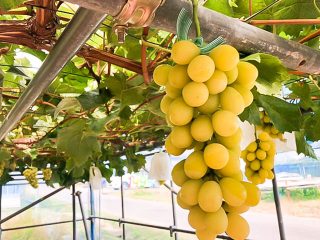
0 0 319 187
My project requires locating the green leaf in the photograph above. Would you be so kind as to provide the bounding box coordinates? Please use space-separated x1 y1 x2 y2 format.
254 90 302 132
105 73 127 98
0 0 25 11
0 149 11 162
239 101 261 125
57 119 101 167
241 53 261 63
288 82 313 110
54 98 81 119
121 86 146 106
303 111 320 142
77 92 110 111
246 54 290 94
295 131 317 159
119 105 132 120
204 0 234 16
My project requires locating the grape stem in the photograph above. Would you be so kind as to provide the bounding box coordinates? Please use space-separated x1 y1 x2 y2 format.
141 39 171 53
192 0 201 38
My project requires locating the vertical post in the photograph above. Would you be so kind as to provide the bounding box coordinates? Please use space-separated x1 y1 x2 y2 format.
89 185 95 240
120 176 126 240
272 170 286 240
76 191 90 240
170 181 178 240
72 184 76 240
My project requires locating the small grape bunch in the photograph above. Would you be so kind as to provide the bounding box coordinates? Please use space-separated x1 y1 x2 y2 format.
258 111 284 140
242 132 276 185
0 161 5 178
42 168 52 181
23 167 39 188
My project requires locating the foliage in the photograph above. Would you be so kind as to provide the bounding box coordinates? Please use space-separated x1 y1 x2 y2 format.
0 0 319 187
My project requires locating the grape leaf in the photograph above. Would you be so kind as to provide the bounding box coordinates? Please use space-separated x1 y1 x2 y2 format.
239 101 261 125
295 131 317 159
303 111 320 142
0 149 11 162
253 90 302 132
246 54 290 94
204 0 234 16
288 82 313 110
57 119 101 167
77 92 110 111
0 0 25 10
54 98 81 119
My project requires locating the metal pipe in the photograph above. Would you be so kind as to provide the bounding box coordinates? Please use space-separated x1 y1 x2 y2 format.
64 0 320 74
76 191 90 240
120 176 126 240
170 181 178 240
0 8 107 141
272 170 286 240
1 219 83 231
72 184 76 240
89 185 95 240
0 186 65 224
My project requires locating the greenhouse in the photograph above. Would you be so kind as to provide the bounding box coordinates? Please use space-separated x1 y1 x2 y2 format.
0 0 319 239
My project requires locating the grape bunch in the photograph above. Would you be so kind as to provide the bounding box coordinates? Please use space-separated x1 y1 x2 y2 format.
42 168 52 181
153 40 259 240
0 161 5 178
23 167 39 188
257 110 284 140
242 132 276 185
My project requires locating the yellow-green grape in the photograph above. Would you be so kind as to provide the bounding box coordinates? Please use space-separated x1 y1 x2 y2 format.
153 64 172 86
165 83 181 98
188 205 207 230
250 160 261 171
226 213 250 240
160 95 173 114
212 110 239 137
220 87 245 115
246 152 256 162
197 94 220 114
42 168 52 181
270 126 279 135
236 61 258 90
171 40 200 65
209 45 239 71
196 229 217 240
168 65 190 89
259 168 269 179
261 157 274 170
204 143 229 169
241 150 248 160
251 174 262 185
182 82 209 107
168 97 193 126
241 181 261 207
230 171 244 181
256 149 267 160
267 170 275 180
245 167 254 179
177 194 191 210
225 67 238 85
223 202 250 214
171 160 189 186
217 150 241 177
198 181 223 212
205 207 228 234
205 70 228 94
263 115 271 123
216 128 242 149
247 141 258 152
191 115 214 142
259 141 271 151
232 83 253 107
170 125 193 149
258 131 271 142
23 167 39 189
219 177 247 207
184 151 208 179
179 179 203 206
165 135 185 156
187 55 215 82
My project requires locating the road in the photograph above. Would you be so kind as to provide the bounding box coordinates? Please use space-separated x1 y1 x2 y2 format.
100 193 320 240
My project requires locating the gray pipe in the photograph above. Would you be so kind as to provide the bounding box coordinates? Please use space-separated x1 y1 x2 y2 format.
0 8 107 141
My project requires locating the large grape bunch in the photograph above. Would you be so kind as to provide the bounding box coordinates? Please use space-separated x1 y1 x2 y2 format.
153 40 259 240
242 132 276 185
256 110 284 140
23 167 39 188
